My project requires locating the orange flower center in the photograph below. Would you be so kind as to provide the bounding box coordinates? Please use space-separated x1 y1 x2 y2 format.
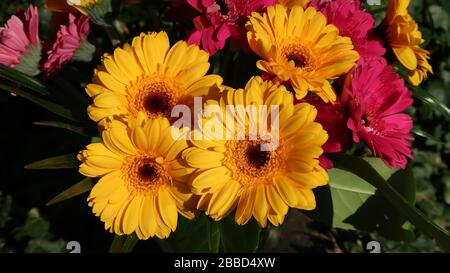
127 76 186 119
282 43 316 71
224 139 285 186
122 154 171 195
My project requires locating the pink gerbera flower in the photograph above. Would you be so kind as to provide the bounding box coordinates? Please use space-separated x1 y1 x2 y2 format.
310 0 386 64
43 14 94 77
186 0 276 55
0 4 41 76
343 61 414 169
305 96 351 154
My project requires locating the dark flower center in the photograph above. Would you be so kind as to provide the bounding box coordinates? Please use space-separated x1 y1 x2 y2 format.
285 53 307 68
138 163 158 182
282 43 315 70
143 93 171 115
245 144 270 169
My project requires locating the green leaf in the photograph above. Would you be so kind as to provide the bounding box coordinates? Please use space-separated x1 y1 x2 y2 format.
109 234 139 253
16 208 50 239
171 214 220 252
311 168 376 230
46 178 95 206
307 158 415 242
0 84 82 122
329 154 450 252
0 65 49 96
218 216 261 253
428 5 449 31
33 121 94 137
25 239 66 253
25 154 78 170
443 177 450 205
171 214 261 253
412 127 444 144
413 87 450 120
0 193 13 228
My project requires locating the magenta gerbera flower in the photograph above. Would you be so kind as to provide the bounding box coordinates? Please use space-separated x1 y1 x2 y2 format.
310 0 386 64
186 0 276 55
303 96 351 169
43 14 95 77
305 96 351 154
0 4 41 76
343 61 414 169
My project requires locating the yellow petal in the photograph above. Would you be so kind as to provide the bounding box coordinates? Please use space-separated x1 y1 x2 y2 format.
97 71 126 94
253 186 269 227
164 41 188 77
131 126 148 151
183 148 224 169
143 31 170 73
235 188 256 225
393 46 418 70
113 47 142 82
147 119 161 151
165 139 188 161
265 184 288 215
157 188 178 231
207 180 240 219
186 75 223 97
299 189 316 210
273 176 298 207
191 166 230 193
92 199 107 216
103 54 133 84
140 195 158 238
122 196 142 234
89 170 122 200
103 128 137 155
93 92 124 108
131 34 150 75
100 201 123 222
107 183 129 204
86 83 111 97
113 198 131 235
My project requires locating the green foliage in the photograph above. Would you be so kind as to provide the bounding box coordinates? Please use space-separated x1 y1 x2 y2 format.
171 214 261 253
25 154 78 170
0 65 49 96
329 155 450 251
0 193 66 253
46 178 95 206
109 234 139 253
218 216 261 252
15 209 66 253
0 193 12 229
171 214 221 252
33 121 95 137
308 158 416 242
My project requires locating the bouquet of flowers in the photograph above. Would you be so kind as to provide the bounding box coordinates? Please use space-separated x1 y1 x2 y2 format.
1 0 449 253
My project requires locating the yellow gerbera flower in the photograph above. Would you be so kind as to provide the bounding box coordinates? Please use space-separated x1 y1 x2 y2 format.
86 31 222 124
78 112 196 239
246 4 359 103
386 0 433 86
277 0 311 8
183 76 329 227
